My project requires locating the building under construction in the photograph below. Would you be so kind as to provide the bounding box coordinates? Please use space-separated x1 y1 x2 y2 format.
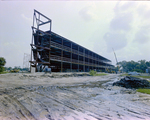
30 10 114 72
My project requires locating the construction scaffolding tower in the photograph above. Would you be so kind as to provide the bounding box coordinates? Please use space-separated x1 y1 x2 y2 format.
30 10 52 72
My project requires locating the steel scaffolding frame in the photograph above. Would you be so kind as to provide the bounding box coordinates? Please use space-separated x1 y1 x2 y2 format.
30 10 114 72
30 10 52 72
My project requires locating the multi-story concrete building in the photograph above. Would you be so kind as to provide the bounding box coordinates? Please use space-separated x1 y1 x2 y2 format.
30 10 114 72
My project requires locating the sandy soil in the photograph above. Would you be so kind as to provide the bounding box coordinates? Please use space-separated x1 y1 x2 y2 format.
0 73 150 120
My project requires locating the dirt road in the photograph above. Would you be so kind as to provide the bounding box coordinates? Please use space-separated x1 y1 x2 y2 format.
0 73 150 120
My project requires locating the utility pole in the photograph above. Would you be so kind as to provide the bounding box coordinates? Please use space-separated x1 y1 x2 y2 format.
23 53 30 72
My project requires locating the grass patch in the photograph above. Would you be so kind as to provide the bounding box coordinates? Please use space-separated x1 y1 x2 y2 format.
137 89 150 95
89 70 108 76
137 76 150 79
95 73 108 76
120 74 150 79
0 71 8 74
131 76 150 79
120 74 128 76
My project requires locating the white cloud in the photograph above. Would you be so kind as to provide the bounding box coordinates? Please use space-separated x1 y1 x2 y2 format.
79 5 98 22
104 32 127 52
133 25 150 44
103 1 134 53
21 13 32 24
1 1 150 67
110 12 133 31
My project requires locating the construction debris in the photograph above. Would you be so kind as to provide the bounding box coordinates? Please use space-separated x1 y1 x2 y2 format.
113 76 150 89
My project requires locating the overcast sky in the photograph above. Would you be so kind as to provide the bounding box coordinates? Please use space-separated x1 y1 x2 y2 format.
0 1 150 67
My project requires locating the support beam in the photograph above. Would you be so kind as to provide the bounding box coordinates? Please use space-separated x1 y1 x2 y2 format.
78 46 79 72
61 39 63 72
35 13 40 72
83 48 85 72
70 43 72 72
91 53 93 70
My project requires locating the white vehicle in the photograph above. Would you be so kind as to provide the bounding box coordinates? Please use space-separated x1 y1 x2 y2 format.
128 71 140 75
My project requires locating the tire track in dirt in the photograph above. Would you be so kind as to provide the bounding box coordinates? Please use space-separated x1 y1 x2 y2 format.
0 94 36 120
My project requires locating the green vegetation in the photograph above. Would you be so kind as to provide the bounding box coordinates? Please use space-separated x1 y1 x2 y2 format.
5 66 29 72
10 69 20 73
132 76 150 79
120 74 128 76
0 71 8 74
0 57 6 73
89 70 97 76
0 66 5 73
105 68 116 74
95 73 108 76
89 70 108 76
137 89 150 94
118 60 150 73
121 74 150 80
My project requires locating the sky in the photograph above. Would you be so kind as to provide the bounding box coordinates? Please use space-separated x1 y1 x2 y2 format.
0 1 150 68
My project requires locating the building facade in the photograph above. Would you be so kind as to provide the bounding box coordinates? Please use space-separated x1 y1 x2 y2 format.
30 10 114 72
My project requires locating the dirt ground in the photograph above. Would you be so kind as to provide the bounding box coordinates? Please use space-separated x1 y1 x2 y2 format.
0 73 150 120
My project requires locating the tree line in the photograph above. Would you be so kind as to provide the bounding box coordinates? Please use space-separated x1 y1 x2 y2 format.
5 66 29 71
117 60 150 73
1 57 150 73
0 57 29 73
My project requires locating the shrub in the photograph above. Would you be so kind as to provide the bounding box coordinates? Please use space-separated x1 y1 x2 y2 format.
89 70 97 76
